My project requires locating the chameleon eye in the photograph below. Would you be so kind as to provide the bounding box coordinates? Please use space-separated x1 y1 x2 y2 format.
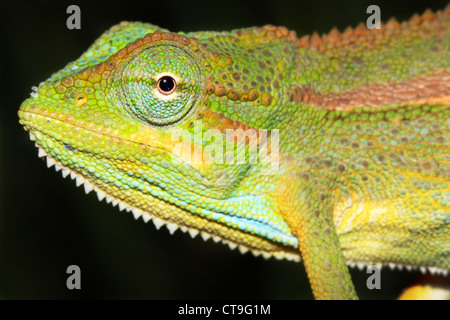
111 45 203 127
157 76 177 95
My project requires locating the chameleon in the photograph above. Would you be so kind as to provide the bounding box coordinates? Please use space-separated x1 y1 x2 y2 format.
18 6 449 299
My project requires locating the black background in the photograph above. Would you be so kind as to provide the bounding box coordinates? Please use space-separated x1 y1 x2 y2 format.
0 0 447 299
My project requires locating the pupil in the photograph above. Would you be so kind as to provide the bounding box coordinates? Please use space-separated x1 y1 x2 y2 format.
159 76 175 92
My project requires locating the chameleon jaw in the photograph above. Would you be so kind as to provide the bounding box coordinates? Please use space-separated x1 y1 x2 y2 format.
27 130 301 262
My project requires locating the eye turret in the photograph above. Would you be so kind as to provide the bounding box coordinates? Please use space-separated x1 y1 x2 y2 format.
111 44 202 127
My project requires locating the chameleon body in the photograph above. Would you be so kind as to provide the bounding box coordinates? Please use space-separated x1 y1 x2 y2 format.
18 7 449 299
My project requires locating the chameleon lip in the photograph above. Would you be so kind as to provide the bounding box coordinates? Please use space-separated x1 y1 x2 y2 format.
18 108 169 153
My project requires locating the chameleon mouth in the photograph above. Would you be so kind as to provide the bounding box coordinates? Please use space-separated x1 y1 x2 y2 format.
19 100 225 178
18 106 169 154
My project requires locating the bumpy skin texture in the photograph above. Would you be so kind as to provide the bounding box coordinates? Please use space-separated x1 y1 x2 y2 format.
18 7 449 299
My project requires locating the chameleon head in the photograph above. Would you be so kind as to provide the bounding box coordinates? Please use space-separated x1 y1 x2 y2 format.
18 23 300 259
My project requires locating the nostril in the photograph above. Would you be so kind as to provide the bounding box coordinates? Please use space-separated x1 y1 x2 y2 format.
74 94 88 106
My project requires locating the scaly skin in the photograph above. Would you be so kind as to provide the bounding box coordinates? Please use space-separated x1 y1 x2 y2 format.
18 7 449 299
